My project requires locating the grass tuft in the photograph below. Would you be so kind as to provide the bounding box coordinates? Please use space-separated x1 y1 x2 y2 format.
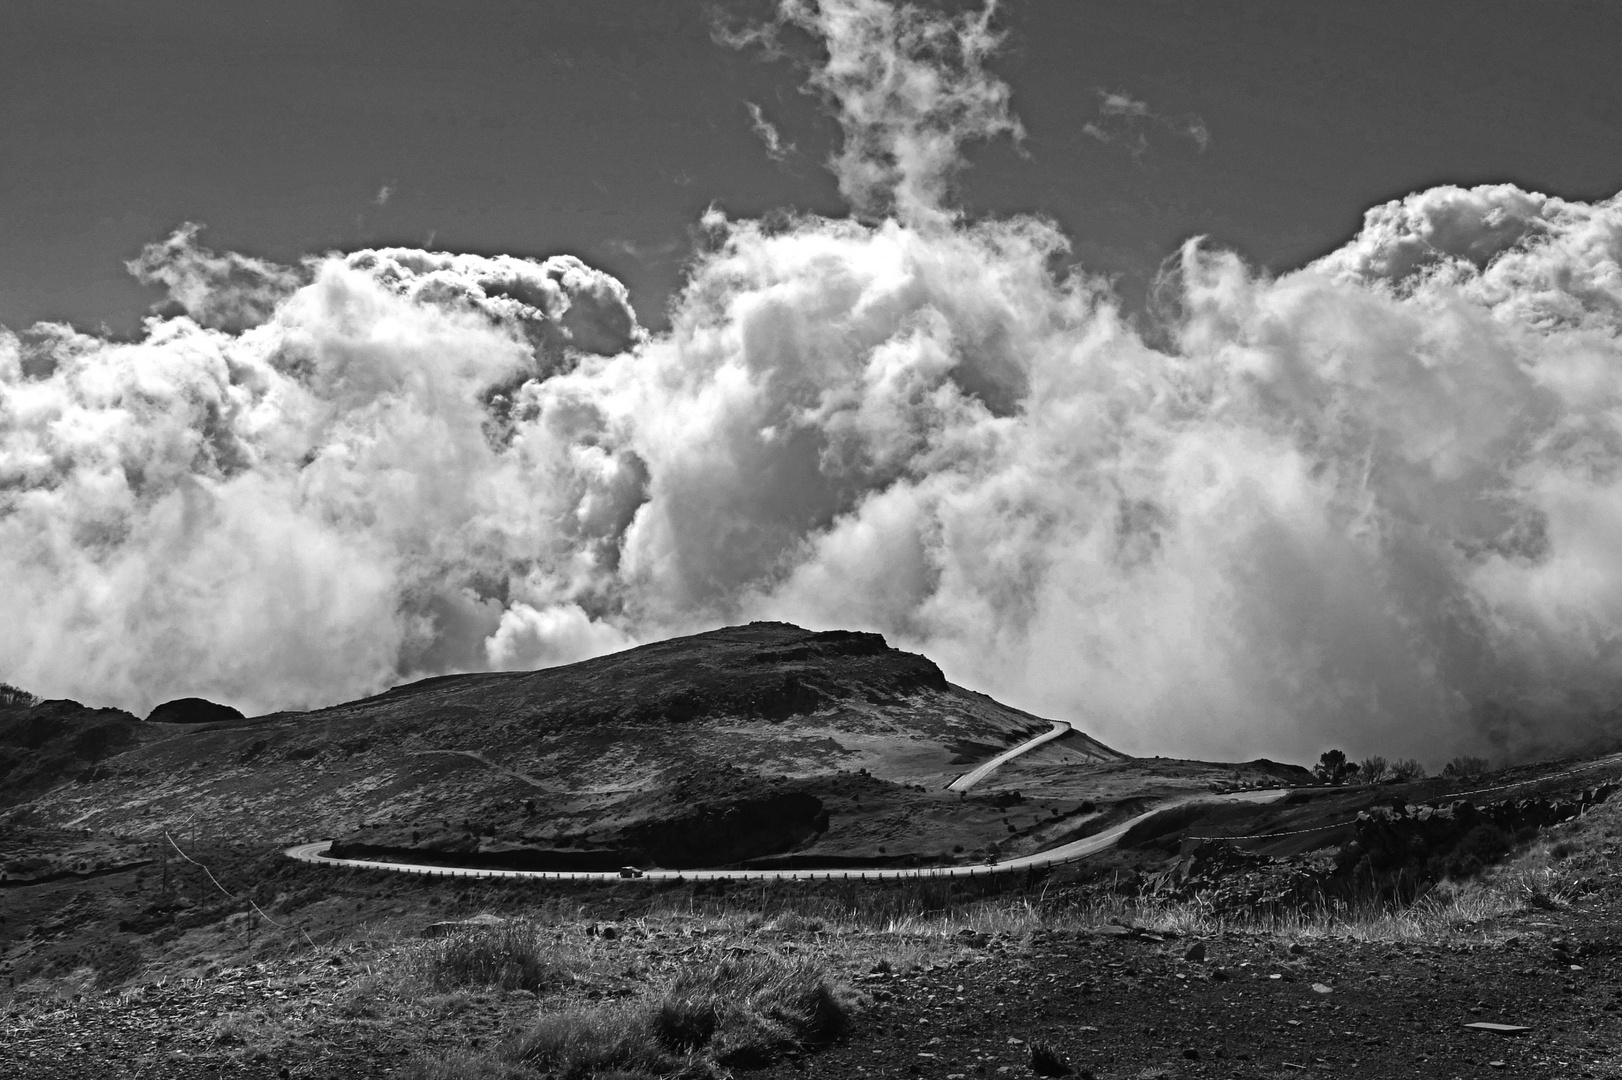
506 1005 670 1079
656 954 849 1066
404 921 577 993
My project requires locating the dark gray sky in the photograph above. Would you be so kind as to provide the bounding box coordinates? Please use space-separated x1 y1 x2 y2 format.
5 0 1621 336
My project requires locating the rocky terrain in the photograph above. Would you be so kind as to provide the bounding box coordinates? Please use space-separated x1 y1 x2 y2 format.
5 833 1622 1080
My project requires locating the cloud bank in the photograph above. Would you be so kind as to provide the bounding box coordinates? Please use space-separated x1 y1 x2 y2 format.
5 1 1622 767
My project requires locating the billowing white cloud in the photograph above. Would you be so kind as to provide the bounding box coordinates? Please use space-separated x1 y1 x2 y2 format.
4 1 1622 770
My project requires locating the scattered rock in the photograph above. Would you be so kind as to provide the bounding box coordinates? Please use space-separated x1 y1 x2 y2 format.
1311 983 1332 994
1182 941 1206 963
1030 1041 1073 1076
420 913 506 938
1462 1022 1532 1036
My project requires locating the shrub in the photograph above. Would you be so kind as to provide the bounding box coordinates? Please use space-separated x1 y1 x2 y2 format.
1029 1041 1072 1076
1358 756 1388 784
1433 823 1513 879
1389 758 1427 782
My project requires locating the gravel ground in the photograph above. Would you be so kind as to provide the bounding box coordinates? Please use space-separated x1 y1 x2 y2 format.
757 902 1622 1080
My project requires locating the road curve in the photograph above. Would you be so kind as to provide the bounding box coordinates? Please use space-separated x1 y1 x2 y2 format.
283 787 1290 883
947 721 1071 792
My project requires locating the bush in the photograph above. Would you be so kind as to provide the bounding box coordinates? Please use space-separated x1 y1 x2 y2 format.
1358 756 1388 784
1389 758 1427 782
1432 823 1513 879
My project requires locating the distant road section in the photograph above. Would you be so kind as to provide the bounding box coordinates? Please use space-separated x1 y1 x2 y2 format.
947 721 1071 791
283 788 1289 884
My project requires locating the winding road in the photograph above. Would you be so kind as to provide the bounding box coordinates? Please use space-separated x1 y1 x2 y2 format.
283 788 1286 882
947 721 1071 792
285 714 1289 881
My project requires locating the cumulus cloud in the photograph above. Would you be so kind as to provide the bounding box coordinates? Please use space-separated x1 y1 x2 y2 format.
5 1 1622 770
1083 89 1209 157
127 224 302 333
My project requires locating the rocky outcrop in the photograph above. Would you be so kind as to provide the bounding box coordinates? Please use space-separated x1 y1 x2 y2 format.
145 697 245 725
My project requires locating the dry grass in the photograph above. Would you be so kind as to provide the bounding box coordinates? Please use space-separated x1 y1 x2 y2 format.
207 1009 295 1063
400 921 580 993
655 954 849 1066
400 947 851 1080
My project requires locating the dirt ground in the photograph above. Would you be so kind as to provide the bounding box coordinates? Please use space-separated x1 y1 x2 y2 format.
4 866 1621 1080
757 900 1622 1080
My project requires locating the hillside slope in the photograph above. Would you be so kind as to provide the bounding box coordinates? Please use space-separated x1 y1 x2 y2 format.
6 623 1127 867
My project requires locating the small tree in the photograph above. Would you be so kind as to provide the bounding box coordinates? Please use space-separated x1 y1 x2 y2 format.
1314 749 1359 785
1359 755 1389 784
1389 758 1427 782
1443 755 1492 779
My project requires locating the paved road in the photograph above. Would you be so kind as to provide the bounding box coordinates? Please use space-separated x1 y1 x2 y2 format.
947 721 1071 792
283 787 1289 883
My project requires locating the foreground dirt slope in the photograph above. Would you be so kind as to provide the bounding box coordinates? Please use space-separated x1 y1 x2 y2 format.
5 870 1621 1080
759 902 1622 1080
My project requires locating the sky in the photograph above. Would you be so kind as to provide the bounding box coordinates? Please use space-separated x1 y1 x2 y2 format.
6 1 1622 768
7 0 1621 336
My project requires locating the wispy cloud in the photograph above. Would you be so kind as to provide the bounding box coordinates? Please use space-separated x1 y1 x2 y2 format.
746 101 794 162
374 184 394 207
1084 89 1210 157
